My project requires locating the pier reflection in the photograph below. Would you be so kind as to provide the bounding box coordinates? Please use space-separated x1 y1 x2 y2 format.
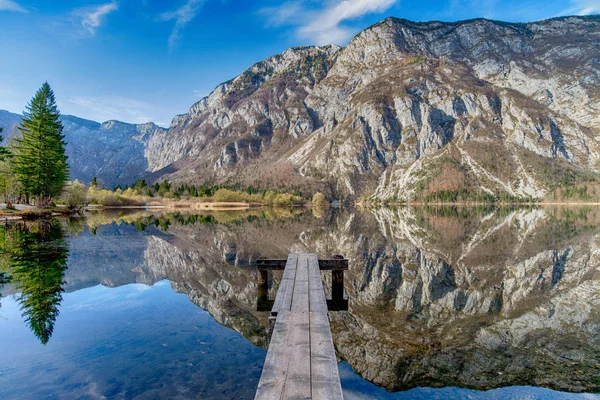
256 257 349 312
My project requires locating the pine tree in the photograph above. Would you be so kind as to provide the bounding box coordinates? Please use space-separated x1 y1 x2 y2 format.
13 82 69 206
7 221 68 344
0 127 10 161
91 176 97 188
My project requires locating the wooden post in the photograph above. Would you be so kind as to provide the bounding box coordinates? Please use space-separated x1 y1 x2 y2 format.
257 269 271 312
332 270 344 302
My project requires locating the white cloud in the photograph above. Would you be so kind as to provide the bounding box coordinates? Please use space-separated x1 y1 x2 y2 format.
262 0 398 45
560 0 600 15
60 95 161 126
260 1 303 28
78 1 119 35
0 0 27 13
161 0 205 50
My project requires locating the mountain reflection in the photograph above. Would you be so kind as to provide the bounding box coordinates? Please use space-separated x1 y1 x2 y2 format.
1 220 68 344
2 207 598 393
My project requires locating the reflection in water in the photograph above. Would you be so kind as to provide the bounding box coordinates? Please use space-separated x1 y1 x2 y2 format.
1 220 68 344
256 260 348 312
79 206 599 394
1 207 599 398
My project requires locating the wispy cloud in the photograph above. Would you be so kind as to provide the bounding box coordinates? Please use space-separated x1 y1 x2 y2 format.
60 95 161 125
0 0 28 13
261 0 398 45
161 0 205 50
77 1 119 35
560 0 600 15
261 1 303 28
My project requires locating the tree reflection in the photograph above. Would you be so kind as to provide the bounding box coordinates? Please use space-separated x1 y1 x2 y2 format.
1 220 68 344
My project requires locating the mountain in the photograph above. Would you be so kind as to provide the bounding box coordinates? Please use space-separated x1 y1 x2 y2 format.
0 110 166 187
144 15 600 201
2 16 599 199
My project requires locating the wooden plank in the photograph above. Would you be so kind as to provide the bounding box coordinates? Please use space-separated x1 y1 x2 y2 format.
255 310 293 399
308 254 328 313
291 254 309 312
310 311 343 400
282 311 311 400
256 259 287 270
258 258 348 271
257 253 344 400
272 254 298 314
317 259 349 270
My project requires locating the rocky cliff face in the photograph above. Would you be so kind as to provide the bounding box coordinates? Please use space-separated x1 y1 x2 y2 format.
2 16 598 198
147 16 600 201
0 111 166 187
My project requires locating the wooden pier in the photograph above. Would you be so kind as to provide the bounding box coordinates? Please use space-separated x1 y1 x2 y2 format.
255 253 348 400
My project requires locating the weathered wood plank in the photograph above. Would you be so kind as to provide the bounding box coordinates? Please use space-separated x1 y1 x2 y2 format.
257 253 344 400
310 311 343 399
272 254 298 314
257 258 348 271
317 259 349 271
291 254 309 312
308 254 327 313
282 311 311 399
255 310 293 399
256 259 287 270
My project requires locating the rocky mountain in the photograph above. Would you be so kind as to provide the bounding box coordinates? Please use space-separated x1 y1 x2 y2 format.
2 16 599 199
144 15 600 201
0 110 166 187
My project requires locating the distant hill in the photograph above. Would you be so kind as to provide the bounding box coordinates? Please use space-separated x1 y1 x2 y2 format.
0 110 165 187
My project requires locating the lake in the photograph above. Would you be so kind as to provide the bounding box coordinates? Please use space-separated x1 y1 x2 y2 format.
0 207 599 399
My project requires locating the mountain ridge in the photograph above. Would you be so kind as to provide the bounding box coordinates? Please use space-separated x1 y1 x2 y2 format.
146 14 599 201
0 109 166 187
1 15 599 200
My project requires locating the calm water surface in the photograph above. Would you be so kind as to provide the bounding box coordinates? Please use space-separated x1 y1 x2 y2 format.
0 207 599 399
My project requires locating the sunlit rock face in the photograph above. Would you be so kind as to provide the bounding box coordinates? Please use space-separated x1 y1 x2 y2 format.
59 207 600 393
2 17 599 196
146 16 600 201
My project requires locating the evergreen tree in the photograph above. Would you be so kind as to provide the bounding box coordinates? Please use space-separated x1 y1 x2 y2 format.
5 221 68 344
134 179 147 192
91 176 97 187
0 127 11 161
13 82 69 206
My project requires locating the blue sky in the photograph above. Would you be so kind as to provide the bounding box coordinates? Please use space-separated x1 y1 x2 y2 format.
0 0 598 127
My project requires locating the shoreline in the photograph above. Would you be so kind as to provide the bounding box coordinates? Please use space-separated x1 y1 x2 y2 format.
0 202 281 223
3 200 600 223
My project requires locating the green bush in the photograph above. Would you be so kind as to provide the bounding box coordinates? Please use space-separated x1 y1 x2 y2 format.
60 180 88 210
87 187 141 206
311 192 328 206
213 188 247 202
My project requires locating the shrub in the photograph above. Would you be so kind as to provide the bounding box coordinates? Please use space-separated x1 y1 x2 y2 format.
213 188 246 203
311 192 328 206
87 187 142 206
60 180 88 210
